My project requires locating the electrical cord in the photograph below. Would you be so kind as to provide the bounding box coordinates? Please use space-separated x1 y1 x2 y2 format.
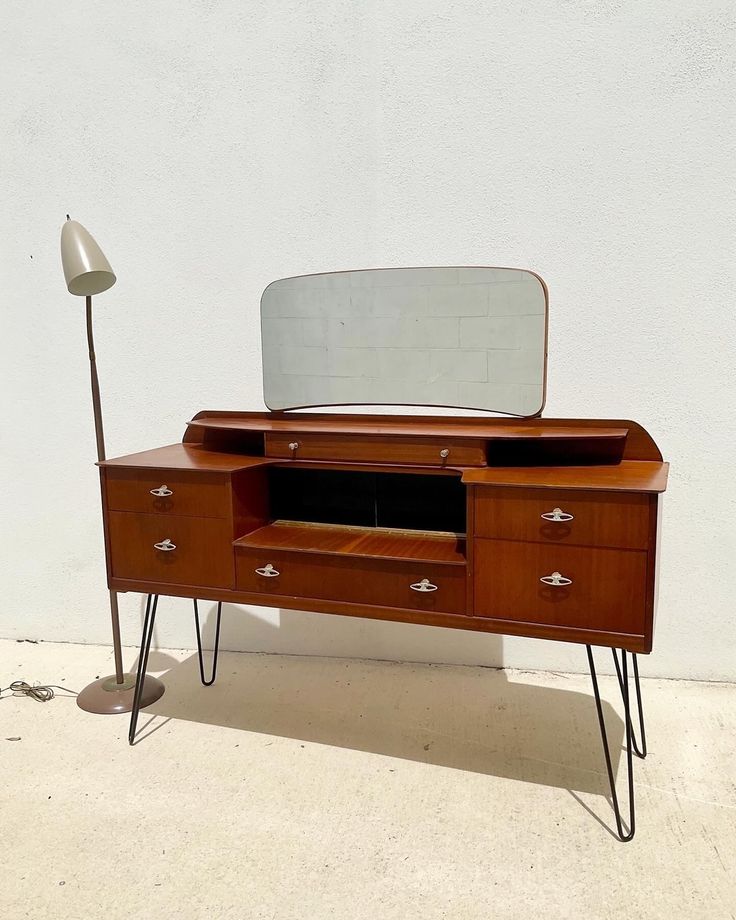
0 681 78 702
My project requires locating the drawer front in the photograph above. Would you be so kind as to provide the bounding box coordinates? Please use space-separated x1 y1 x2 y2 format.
473 487 650 549
265 432 486 467
474 540 647 635
108 512 234 588
105 469 230 518
235 549 466 615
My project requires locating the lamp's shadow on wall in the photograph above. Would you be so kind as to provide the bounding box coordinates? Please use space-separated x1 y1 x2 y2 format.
135 602 623 816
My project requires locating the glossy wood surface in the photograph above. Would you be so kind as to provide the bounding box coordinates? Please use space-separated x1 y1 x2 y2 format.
265 431 486 467
462 460 669 493
98 409 667 654
473 487 650 549
234 547 466 615
185 411 663 461
99 443 270 472
473 539 648 636
105 468 231 518
108 512 234 588
109 574 652 653
235 521 466 565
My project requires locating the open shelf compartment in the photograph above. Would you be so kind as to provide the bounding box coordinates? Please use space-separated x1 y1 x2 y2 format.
234 521 466 566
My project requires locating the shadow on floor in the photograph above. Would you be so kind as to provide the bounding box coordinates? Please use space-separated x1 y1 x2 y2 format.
137 648 623 799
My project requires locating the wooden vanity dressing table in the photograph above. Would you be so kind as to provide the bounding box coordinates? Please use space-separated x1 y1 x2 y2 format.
100 267 667 841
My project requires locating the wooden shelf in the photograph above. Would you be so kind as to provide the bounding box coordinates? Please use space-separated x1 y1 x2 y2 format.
99 443 271 472
234 521 467 565
487 427 628 440
189 414 625 441
461 460 669 493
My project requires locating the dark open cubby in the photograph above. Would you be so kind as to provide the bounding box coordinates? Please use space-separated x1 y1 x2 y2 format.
268 468 466 535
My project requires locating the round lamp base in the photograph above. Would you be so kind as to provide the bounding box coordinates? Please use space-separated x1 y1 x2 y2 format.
76 673 165 714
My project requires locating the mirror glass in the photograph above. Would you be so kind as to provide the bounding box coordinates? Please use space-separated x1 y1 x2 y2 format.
261 267 547 416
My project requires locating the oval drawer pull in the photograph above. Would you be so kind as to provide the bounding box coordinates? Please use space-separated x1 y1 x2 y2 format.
154 539 176 552
439 448 450 460
150 485 173 497
255 563 280 577
288 442 299 453
410 578 438 593
540 507 573 522
540 571 572 586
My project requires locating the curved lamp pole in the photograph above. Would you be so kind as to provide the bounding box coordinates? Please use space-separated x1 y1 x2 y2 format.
60 217 165 714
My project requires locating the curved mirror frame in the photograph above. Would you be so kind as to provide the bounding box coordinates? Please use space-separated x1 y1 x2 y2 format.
261 266 548 417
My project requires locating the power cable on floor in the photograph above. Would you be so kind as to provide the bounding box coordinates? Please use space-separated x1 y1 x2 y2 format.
0 681 78 702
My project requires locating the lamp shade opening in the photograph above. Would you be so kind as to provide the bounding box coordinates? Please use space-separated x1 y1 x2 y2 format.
60 219 116 296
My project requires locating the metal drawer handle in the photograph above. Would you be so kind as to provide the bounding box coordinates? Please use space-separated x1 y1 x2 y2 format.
540 571 572 586
540 507 574 522
150 485 173 497
439 448 450 459
255 563 280 577
288 441 299 453
154 539 176 552
410 578 438 593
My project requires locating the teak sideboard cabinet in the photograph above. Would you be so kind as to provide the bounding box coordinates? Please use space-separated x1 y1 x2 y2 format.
102 412 667 654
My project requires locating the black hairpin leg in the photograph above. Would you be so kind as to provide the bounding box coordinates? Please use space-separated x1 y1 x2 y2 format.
193 599 223 686
612 649 647 758
128 593 159 745
586 644 639 842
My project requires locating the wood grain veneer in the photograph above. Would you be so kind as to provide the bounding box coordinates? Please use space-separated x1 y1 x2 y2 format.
108 512 234 589
184 412 663 461
473 539 648 636
235 521 466 565
105 468 231 519
462 460 668 493
99 409 667 655
234 548 466 615
264 431 486 467
99 443 270 472
473 487 650 550
108 576 652 652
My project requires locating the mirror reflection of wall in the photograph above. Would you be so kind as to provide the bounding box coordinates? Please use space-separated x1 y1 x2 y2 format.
261 267 547 416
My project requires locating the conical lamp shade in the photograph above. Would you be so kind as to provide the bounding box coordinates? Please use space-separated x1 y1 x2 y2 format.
60 219 116 296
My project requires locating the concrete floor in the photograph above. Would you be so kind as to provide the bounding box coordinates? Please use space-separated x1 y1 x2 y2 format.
1 639 734 920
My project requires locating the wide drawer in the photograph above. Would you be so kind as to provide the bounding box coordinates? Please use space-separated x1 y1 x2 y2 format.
265 432 486 467
235 547 466 615
105 469 230 518
108 512 234 588
473 487 650 549
473 540 647 635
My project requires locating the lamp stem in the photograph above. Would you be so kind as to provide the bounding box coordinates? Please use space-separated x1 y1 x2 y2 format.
86 295 106 463
86 295 125 685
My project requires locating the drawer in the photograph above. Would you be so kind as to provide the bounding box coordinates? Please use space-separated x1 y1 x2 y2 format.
235 548 466 615
474 539 647 635
265 432 486 467
108 512 234 588
105 469 230 518
473 487 650 549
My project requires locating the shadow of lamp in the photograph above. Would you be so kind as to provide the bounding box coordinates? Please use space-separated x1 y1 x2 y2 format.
60 216 165 714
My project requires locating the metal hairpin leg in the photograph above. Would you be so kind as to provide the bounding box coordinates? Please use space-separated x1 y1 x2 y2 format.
612 649 647 758
193 600 223 686
586 645 645 842
128 593 159 745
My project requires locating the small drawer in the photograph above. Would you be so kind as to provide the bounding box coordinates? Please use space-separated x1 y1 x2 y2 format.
104 469 230 518
235 548 467 615
265 432 486 467
108 512 234 588
473 487 650 549
474 539 648 636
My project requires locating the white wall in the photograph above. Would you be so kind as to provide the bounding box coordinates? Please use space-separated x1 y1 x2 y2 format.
2 1 734 680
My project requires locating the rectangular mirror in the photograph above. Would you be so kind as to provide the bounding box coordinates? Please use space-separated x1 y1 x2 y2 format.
261 267 547 416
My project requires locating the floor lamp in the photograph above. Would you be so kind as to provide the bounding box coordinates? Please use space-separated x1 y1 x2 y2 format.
60 217 165 714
